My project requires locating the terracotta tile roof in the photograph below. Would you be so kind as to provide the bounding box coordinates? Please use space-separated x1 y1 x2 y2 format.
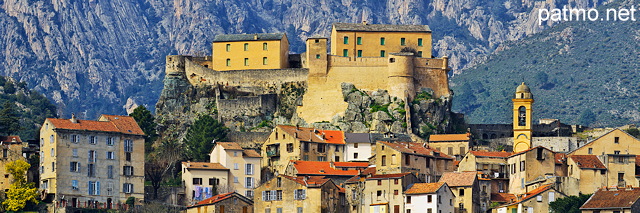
367 172 412 180
580 187 640 209
281 175 331 187
405 182 446 194
345 167 377 183
333 23 431 32
555 153 567 164
520 184 553 202
470 150 511 158
194 192 235 206
243 150 261 158
439 172 477 187
570 155 606 169
491 193 517 203
278 125 345 144
509 146 554 157
216 142 243 150
0 136 22 143
333 162 369 168
48 115 144 135
290 161 359 176
429 134 470 142
338 186 346 193
380 141 453 159
182 162 228 170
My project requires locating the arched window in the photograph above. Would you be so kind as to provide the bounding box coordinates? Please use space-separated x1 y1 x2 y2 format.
518 106 526 126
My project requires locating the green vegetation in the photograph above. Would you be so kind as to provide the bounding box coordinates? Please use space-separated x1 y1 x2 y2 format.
625 128 640 138
0 76 57 140
3 160 39 211
451 4 640 127
129 105 158 154
549 194 592 213
183 115 228 161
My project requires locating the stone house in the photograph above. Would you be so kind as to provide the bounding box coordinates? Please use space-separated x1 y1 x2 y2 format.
360 173 420 213
210 142 262 199
507 146 556 195
439 172 481 213
493 184 565 213
40 114 145 209
343 167 377 213
567 155 608 194
457 150 510 194
404 182 455 213
253 175 345 213
185 191 254 213
375 141 454 182
579 186 640 213
0 136 26 193
429 133 471 161
262 125 345 175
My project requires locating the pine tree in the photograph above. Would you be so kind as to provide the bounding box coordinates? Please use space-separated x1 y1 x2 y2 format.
0 102 21 135
183 115 228 161
129 105 158 153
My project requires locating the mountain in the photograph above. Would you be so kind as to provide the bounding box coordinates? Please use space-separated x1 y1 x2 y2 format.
0 0 608 118
451 1 640 127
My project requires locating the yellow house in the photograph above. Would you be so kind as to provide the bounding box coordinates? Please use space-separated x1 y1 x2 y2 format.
210 142 261 199
331 22 432 59
361 173 420 213
429 133 472 161
181 161 229 204
375 141 455 182
212 33 289 71
0 136 26 192
567 155 608 194
40 114 145 209
253 175 344 213
439 172 480 213
457 151 510 194
507 146 556 195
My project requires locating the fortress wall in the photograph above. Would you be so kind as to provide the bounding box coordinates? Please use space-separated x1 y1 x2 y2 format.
328 55 388 67
184 58 308 86
217 94 278 121
414 67 450 98
414 58 445 69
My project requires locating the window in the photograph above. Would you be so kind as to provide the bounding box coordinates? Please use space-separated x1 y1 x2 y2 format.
209 178 219 186
354 153 359 159
618 156 625 163
391 154 396 164
405 155 411 165
106 137 114 146
72 180 79 190
276 190 283 200
246 190 254 198
246 163 254 175
265 208 271 213
376 190 382 199
50 135 54 143
459 188 465 196
343 49 348 57
234 151 238 157
407 196 411 203
226 44 230 52
377 180 382 185
70 162 80 172
234 163 239 170
263 43 268 50
277 177 282 187
615 137 620 143
51 148 55 157
125 152 131 161
304 143 309 152
71 135 78 143
438 195 441 204
448 147 453 155
193 178 203 185
417 51 423 57
618 173 625 182
244 43 249 51
357 50 362 57
317 156 326 161
297 207 303 213
427 209 432 213
315 54 321 59
380 37 385 45
615 150 621 155
244 58 249 66
549 192 555 203
277 208 282 213
357 37 362 45
394 179 399 185
124 166 134 176
123 183 133 193
536 195 542 202
246 177 254 188
287 143 294 153
427 195 432 202
335 146 340 152
418 38 423 46
234 177 239 183
263 57 268 65
400 38 406 46
381 155 387 166
343 36 349 44
89 136 97 144
106 151 115 160
88 150 96 163
89 181 100 195
317 144 326 153
335 156 340 162
294 189 306 200
588 148 593 154
107 165 113 179
226 59 231 66
124 139 133 152
353 143 358 148
520 160 525 171
380 50 386 57
394 190 398 195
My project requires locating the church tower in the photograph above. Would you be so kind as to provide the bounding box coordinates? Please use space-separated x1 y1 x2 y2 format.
513 82 534 153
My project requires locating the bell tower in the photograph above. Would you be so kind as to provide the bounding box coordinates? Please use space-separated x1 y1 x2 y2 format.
513 82 534 153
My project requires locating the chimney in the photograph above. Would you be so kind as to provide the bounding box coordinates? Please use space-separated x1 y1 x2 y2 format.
187 161 191 167
70 113 78 123
254 34 258 40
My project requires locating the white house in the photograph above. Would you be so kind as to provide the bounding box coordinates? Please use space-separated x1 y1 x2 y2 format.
210 142 262 199
405 182 455 213
344 133 373 162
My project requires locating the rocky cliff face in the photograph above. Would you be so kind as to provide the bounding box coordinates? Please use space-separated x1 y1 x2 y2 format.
0 0 610 117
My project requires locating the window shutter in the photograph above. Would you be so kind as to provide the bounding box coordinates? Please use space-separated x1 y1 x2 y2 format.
70 162 73 172
262 191 267 201
270 190 276 201
88 181 93 195
96 182 100 195
78 163 81 173
302 189 306 199
123 183 127 193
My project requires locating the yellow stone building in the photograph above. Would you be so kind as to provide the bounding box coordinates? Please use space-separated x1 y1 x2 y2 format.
513 82 534 153
0 136 26 192
374 141 455 182
39 114 145 209
253 175 344 213
331 22 432 59
212 33 289 71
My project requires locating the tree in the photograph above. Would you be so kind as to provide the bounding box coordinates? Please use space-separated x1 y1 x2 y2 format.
549 194 591 213
129 105 158 153
625 128 640 138
0 102 21 135
183 115 228 161
146 139 184 199
579 109 597 127
3 160 39 211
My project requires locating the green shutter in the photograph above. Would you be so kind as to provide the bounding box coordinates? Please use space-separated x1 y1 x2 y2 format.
357 50 362 57
357 37 362 45
380 37 385 45
343 36 349 44
401 38 406 46
380 51 386 57
418 38 423 46
343 49 348 57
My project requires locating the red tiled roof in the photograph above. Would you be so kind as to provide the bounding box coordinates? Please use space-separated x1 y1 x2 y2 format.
281 175 331 187
278 125 345 144
570 155 606 169
491 193 517 203
555 153 567 164
345 167 377 183
290 161 359 176
243 150 261 158
380 141 453 159
194 192 235 206
498 184 556 207
217 142 243 150
470 150 511 158
333 162 369 168
439 172 477 187
581 187 640 209
182 162 228 170
429 134 469 142
367 172 412 179
0 136 22 143
48 115 144 135
405 182 446 194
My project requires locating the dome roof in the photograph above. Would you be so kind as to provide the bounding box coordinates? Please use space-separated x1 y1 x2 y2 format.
516 82 530 93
